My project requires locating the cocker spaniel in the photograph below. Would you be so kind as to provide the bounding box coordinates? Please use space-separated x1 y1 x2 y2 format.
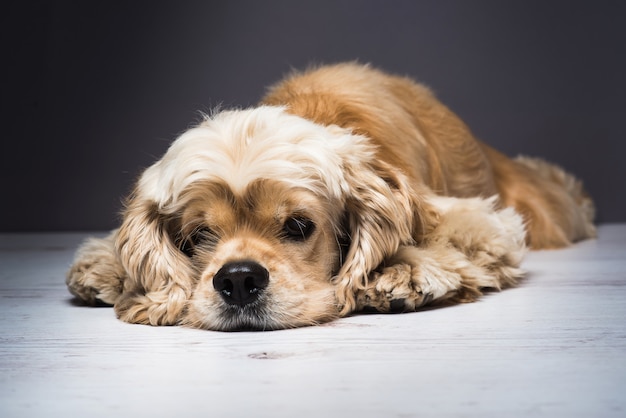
67 63 596 331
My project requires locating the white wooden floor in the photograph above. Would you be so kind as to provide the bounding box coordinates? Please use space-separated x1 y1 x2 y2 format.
1 225 625 417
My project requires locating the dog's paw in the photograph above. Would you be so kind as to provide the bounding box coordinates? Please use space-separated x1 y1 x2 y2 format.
356 263 444 313
66 236 125 305
66 260 124 306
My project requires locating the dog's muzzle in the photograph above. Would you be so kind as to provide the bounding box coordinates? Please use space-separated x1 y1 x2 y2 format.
213 260 269 307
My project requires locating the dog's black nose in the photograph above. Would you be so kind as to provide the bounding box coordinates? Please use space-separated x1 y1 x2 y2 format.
213 261 269 307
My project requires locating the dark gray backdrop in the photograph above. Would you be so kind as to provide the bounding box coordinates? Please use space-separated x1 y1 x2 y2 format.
3 0 625 232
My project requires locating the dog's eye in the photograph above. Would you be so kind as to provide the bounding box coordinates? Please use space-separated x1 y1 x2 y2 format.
180 227 216 256
190 227 215 244
283 217 315 241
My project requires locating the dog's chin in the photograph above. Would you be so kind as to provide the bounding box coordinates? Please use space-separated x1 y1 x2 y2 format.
186 292 339 331
212 303 283 332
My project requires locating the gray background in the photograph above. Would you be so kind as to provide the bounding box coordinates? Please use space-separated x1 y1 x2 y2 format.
3 0 625 232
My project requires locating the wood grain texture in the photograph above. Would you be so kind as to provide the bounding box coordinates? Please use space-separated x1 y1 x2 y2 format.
1 226 625 417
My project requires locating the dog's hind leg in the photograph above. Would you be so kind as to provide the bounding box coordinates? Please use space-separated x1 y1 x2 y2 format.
66 230 126 305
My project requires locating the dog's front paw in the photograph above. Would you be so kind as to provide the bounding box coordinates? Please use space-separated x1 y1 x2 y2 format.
66 236 125 305
67 260 123 305
356 263 437 313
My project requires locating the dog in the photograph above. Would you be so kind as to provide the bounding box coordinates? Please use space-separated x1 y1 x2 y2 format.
66 63 596 331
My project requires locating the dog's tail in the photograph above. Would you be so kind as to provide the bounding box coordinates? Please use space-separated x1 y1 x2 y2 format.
513 156 596 247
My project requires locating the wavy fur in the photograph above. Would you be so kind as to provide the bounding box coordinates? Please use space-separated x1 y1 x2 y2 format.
67 63 595 330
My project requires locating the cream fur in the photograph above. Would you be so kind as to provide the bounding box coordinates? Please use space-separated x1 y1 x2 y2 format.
66 63 595 331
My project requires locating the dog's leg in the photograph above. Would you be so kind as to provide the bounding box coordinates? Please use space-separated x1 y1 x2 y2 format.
355 196 527 312
66 230 126 305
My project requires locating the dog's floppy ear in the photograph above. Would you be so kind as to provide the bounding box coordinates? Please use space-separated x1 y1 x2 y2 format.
334 158 439 314
113 192 194 325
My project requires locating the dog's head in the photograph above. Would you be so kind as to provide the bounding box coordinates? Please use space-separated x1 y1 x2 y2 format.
114 106 433 330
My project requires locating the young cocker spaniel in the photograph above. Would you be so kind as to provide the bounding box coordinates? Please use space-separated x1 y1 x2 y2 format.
67 63 596 331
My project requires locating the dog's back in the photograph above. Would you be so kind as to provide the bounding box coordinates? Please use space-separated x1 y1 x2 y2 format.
262 62 595 248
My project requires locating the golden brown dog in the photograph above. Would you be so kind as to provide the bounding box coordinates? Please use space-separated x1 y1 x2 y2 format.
67 63 595 330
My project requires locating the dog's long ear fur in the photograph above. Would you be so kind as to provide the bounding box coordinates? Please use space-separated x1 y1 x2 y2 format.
335 158 439 313
113 194 194 325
